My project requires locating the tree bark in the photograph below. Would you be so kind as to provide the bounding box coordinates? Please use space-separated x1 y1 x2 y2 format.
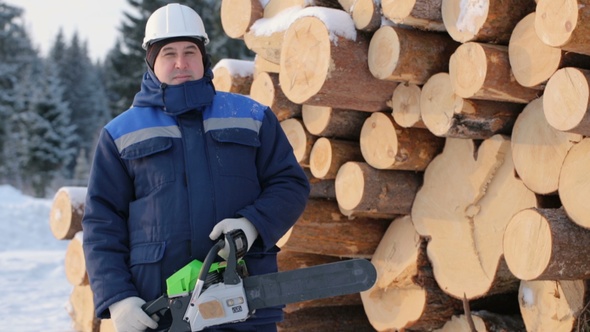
559 137 590 229
449 42 541 103
305 168 337 200
309 137 363 179
509 12 590 88
220 0 264 39
359 112 444 171
280 118 317 167
69 284 100 332
335 161 422 219
280 198 391 258
278 305 374 331
543 67 590 135
420 72 522 139
212 59 254 95
511 98 582 195
381 0 445 31
535 0 590 56
301 105 369 140
519 279 590 332
390 82 426 129
361 215 464 331
249 71 301 121
49 186 87 240
441 0 535 44
65 232 88 286
280 11 398 112
504 207 590 281
411 135 537 300
368 25 459 84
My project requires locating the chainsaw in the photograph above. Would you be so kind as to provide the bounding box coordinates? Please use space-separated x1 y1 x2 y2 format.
142 229 377 331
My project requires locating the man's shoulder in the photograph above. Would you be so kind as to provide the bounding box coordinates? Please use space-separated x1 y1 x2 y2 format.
105 106 176 139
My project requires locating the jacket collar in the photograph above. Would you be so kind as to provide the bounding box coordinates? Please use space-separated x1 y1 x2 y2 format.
132 67 216 116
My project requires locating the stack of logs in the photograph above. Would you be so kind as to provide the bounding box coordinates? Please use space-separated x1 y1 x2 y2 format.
49 0 590 330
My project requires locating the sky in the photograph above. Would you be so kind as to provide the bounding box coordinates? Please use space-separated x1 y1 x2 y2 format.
0 185 75 331
5 0 133 62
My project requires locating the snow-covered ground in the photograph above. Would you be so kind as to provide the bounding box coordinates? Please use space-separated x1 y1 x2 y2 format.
0 185 75 331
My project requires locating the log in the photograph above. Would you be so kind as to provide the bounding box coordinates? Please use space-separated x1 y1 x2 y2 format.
559 137 590 229
301 105 369 140
349 0 382 32
64 231 88 286
508 12 590 88
441 0 535 44
220 0 264 39
278 251 363 313
449 42 541 103
253 54 280 75
243 27 286 65
277 305 374 331
360 112 444 171
68 284 100 332
504 207 590 281
519 279 590 332
279 9 398 112
434 311 525 332
368 25 459 84
543 67 590 135
335 161 422 219
535 0 590 56
309 137 363 179
361 215 463 331
249 71 302 121
280 118 317 167
49 186 87 240
211 58 254 95
511 98 582 195
381 0 446 32
280 198 390 258
411 135 537 300
420 72 522 139
390 82 425 129
263 0 342 18
305 168 337 199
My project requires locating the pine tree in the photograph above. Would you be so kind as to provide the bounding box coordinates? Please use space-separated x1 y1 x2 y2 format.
15 57 77 197
0 2 38 183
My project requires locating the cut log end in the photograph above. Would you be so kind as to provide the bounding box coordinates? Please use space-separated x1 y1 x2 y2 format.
309 137 333 178
360 112 399 169
368 26 400 80
420 72 463 136
279 16 331 104
508 12 562 88
559 138 590 229
220 0 263 39
503 209 552 280
534 0 578 48
543 67 590 133
441 0 487 43
449 42 487 99
49 187 87 240
391 83 423 128
334 162 365 211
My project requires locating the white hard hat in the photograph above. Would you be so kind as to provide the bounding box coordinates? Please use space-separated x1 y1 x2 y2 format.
142 3 209 50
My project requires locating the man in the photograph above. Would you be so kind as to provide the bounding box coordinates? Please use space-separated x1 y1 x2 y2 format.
82 3 310 332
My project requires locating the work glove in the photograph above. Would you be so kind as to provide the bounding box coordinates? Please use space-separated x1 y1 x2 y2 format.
109 296 159 332
209 217 258 260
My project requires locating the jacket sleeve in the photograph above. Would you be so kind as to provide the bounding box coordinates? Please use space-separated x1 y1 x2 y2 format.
82 128 138 318
237 108 310 251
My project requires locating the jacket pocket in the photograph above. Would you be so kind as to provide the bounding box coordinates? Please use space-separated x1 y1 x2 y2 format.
120 137 176 198
129 241 166 301
210 129 260 179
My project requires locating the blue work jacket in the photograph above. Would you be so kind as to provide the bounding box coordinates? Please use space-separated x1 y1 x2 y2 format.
82 68 309 327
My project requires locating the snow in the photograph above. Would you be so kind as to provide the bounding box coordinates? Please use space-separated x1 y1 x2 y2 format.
250 6 357 42
213 59 255 77
0 185 75 331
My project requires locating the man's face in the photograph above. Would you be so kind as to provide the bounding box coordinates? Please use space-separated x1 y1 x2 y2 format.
154 41 204 85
